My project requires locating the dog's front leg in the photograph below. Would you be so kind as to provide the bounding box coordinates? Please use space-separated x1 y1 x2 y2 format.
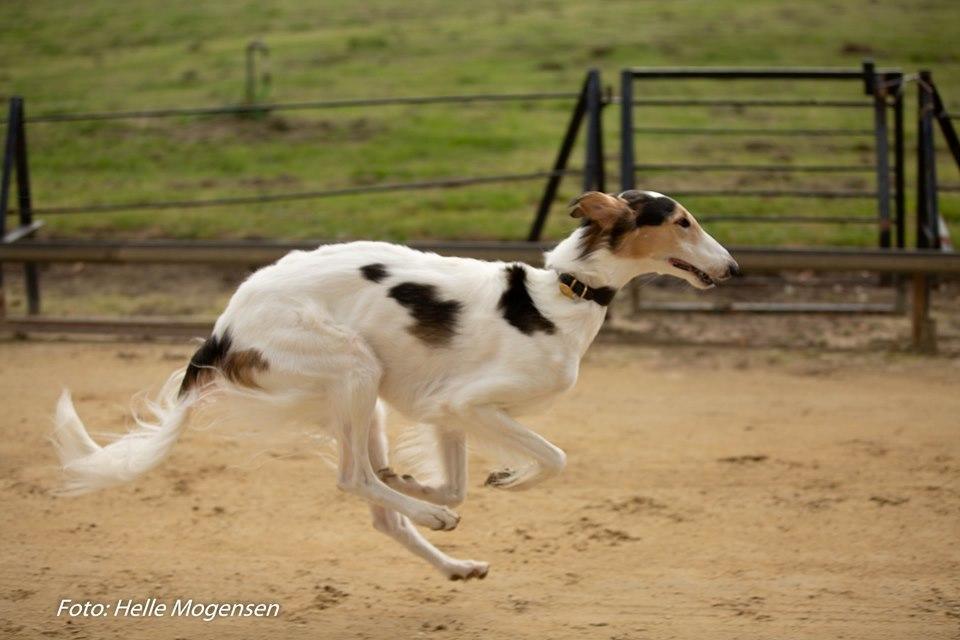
448 405 566 491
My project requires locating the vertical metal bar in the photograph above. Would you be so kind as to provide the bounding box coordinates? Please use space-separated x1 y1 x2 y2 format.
918 71 940 249
869 73 892 249
861 60 876 95
583 69 601 192
596 84 606 193
916 75 930 249
585 69 605 192
245 42 259 104
13 98 39 314
912 71 939 352
0 98 18 315
527 75 589 242
929 83 960 171
892 83 906 249
619 69 635 191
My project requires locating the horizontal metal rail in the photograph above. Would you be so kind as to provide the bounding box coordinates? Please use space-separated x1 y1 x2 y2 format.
0 239 554 265
3 92 581 124
655 188 877 199
12 95 885 125
617 97 873 108
0 299 902 337
731 247 960 274
5 171 576 216
1 241 959 274
698 215 878 224
633 301 898 314
625 67 891 80
633 126 875 136
0 316 213 337
1 243 955 341
634 162 877 173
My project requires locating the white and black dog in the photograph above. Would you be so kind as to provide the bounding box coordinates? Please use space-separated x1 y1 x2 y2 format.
52 190 737 581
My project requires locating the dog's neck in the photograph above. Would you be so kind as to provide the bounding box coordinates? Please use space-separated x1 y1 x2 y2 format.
544 225 656 291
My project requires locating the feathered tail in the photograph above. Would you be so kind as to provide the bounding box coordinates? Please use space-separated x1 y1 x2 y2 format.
51 369 195 496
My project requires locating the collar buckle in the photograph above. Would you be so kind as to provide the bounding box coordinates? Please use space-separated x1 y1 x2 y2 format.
558 281 577 300
556 272 616 307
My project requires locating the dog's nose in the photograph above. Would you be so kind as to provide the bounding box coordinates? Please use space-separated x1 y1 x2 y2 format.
725 261 741 279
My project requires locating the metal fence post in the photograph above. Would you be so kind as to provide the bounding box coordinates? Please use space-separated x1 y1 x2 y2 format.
527 74 590 241
929 80 960 173
0 97 42 318
583 69 605 192
619 70 635 191
913 71 938 352
244 41 270 106
863 61 892 249
0 98 17 318
13 98 40 314
917 72 940 250
892 81 906 249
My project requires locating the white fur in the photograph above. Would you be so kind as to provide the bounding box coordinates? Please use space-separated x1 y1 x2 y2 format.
53 371 194 496
51 209 734 580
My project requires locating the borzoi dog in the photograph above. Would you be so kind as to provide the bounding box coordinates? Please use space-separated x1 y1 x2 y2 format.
52 190 738 581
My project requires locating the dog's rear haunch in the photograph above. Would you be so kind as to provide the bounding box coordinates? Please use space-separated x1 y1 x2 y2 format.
178 331 269 397
52 190 738 581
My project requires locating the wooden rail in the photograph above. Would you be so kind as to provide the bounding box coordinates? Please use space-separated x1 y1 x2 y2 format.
1 240 957 350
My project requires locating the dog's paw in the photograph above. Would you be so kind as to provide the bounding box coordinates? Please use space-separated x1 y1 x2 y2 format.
378 466 406 487
484 468 520 488
379 467 462 506
445 560 489 582
412 504 460 531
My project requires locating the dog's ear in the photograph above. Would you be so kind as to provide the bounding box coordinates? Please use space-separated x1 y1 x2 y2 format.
569 192 630 230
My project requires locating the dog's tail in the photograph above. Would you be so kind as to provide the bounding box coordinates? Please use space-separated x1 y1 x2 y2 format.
51 330 268 496
52 368 196 496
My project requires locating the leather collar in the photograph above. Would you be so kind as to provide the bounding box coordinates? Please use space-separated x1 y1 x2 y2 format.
557 273 616 306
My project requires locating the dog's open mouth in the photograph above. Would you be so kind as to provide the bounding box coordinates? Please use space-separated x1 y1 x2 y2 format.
669 258 716 287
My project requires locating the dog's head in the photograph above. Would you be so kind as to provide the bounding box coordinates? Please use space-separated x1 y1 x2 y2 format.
570 190 739 289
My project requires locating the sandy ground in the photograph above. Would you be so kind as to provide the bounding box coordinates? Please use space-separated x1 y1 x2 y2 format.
1 340 959 639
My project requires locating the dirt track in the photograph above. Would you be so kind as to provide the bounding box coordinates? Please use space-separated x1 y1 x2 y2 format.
1 340 958 639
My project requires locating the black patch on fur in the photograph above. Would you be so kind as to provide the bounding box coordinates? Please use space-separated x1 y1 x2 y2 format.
360 262 389 283
179 331 232 398
589 285 617 306
498 265 556 335
619 190 676 226
606 215 635 250
388 282 462 346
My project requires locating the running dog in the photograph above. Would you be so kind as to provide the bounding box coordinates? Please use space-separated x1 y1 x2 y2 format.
52 190 738 581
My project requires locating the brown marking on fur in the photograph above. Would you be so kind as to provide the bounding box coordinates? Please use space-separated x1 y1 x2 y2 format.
571 192 638 258
569 191 712 263
615 201 708 261
569 191 631 229
178 331 269 398
221 349 269 388
570 193 631 258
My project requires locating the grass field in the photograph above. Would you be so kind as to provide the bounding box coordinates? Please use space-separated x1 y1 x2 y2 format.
1 0 958 246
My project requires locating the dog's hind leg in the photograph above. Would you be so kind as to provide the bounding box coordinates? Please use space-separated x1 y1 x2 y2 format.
229 306 460 531
329 335 460 532
367 406 487 581
378 426 467 507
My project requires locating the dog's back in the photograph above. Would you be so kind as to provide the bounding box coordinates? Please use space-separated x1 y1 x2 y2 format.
214 240 576 420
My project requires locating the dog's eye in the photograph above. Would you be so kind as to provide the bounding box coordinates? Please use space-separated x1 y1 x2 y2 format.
676 217 691 228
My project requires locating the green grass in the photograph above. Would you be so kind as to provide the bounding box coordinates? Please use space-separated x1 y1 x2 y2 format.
1 0 958 247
